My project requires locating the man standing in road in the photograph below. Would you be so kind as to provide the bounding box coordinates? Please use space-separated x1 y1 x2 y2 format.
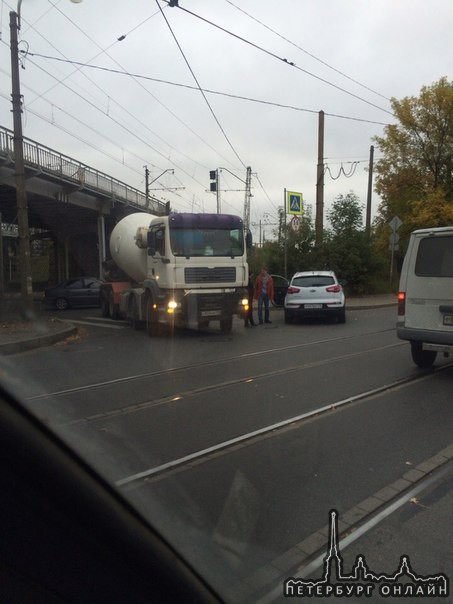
244 272 256 327
254 266 274 324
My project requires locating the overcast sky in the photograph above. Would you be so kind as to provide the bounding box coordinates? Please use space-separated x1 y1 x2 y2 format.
1 0 452 241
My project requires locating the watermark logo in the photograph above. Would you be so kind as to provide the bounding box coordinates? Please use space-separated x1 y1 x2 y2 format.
284 510 449 599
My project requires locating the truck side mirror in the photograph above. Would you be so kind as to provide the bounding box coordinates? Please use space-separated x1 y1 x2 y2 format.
246 231 253 250
147 232 156 256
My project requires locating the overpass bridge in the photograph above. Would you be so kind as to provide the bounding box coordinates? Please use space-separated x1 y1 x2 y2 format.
0 125 166 289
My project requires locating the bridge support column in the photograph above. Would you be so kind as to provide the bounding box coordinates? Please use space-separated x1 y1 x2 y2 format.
97 214 106 279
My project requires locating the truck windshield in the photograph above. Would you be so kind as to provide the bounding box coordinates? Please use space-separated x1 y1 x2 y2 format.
169 227 244 257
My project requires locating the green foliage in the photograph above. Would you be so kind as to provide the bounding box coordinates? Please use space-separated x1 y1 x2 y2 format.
249 191 388 294
327 192 363 236
373 77 453 251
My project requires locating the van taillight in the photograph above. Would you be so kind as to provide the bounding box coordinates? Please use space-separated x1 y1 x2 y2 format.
398 291 406 316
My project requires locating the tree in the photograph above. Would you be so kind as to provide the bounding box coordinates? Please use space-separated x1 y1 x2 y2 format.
374 77 453 249
322 192 380 294
327 191 363 236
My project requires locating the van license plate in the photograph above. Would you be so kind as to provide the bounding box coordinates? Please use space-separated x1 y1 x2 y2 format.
443 314 453 325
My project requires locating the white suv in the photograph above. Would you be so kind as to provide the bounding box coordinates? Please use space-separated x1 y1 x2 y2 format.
284 271 345 324
397 226 453 367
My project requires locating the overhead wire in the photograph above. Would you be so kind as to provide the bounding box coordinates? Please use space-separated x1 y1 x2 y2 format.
325 162 359 181
1 2 391 221
154 0 246 169
22 52 393 127
4 0 238 204
159 0 394 117
47 0 243 175
30 3 224 185
224 0 390 103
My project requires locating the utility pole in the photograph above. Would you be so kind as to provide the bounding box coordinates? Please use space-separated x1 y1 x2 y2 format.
216 170 220 213
10 9 33 312
283 189 288 278
144 165 150 208
366 145 374 238
243 166 252 233
315 110 325 246
0 214 4 314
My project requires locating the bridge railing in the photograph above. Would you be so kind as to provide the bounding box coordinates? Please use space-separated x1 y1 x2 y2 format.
0 125 166 214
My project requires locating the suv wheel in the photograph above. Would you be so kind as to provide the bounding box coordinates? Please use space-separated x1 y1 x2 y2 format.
284 310 293 324
410 342 437 368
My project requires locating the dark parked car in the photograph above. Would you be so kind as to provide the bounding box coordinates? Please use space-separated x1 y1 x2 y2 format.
271 274 289 307
43 277 103 310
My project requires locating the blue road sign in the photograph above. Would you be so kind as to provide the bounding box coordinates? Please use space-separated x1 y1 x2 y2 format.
287 191 303 215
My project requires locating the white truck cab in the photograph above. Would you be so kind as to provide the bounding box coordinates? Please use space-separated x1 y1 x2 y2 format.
397 226 453 367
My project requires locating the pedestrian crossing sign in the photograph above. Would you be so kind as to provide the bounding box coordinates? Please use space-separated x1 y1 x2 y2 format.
287 191 303 215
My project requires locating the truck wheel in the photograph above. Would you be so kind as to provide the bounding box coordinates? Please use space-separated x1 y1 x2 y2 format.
146 297 158 337
220 317 233 333
100 291 110 318
129 299 142 331
410 342 437 368
108 291 120 320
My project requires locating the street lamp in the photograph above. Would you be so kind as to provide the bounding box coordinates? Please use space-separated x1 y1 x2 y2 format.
9 8 32 312
9 0 82 313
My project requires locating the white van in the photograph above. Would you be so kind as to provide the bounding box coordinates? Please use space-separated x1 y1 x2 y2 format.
397 226 453 367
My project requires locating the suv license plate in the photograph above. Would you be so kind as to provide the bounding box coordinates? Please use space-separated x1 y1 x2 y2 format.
201 310 220 317
304 303 322 309
443 314 453 325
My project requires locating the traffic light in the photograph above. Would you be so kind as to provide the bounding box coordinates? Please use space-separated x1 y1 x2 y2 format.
209 170 217 192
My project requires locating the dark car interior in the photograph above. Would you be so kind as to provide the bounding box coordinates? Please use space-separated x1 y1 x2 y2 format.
0 383 223 604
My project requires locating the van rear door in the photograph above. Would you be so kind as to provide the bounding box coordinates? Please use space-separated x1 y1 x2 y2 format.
405 232 453 332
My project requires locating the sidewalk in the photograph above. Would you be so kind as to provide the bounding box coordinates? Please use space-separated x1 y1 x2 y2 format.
0 298 78 355
0 294 397 355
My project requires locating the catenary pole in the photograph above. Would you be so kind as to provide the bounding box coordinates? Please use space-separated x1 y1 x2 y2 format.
315 110 325 246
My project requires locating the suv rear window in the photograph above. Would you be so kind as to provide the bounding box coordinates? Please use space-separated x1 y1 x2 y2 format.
292 275 335 287
415 236 453 277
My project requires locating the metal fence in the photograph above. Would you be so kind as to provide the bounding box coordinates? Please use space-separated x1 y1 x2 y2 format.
0 125 166 214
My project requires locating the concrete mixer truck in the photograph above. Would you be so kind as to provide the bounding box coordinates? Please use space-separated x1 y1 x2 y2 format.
99 212 251 334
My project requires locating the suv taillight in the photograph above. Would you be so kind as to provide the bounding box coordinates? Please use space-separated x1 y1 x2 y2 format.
398 291 406 316
287 287 300 294
326 284 341 293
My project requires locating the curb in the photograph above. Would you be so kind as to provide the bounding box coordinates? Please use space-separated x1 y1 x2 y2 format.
348 302 397 310
233 443 453 603
0 323 78 356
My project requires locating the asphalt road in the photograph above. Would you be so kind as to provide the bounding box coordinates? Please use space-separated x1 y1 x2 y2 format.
4 305 452 603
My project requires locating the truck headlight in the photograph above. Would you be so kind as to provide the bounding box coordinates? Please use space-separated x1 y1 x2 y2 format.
167 300 179 314
241 298 249 307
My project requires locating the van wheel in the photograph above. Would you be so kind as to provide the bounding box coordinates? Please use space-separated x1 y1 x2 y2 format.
410 342 437 368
